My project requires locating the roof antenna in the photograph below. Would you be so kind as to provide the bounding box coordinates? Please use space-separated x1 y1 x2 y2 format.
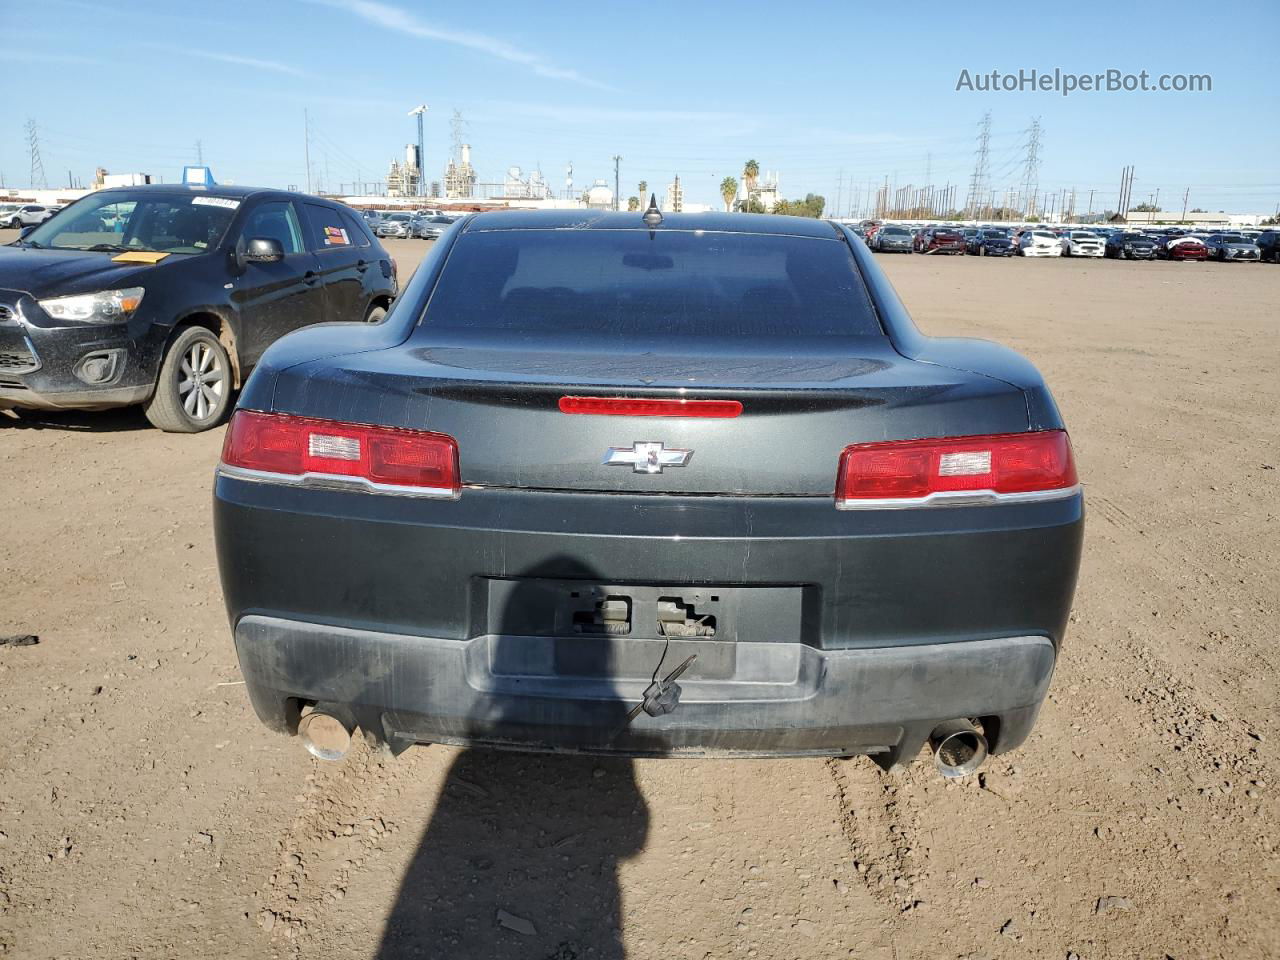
642 193 662 228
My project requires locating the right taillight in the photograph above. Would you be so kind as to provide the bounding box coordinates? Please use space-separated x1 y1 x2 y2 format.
835 430 1078 509
220 410 459 498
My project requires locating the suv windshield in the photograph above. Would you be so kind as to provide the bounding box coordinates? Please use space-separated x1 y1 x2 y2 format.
422 229 883 339
22 191 237 254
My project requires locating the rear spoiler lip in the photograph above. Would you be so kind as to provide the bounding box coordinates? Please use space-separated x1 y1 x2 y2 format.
835 222 1064 433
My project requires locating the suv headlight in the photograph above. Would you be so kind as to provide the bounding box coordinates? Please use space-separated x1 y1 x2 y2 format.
37 287 145 323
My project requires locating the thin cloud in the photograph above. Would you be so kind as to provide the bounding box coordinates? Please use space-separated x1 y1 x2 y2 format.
313 0 614 91
8 51 108 66
143 44 308 78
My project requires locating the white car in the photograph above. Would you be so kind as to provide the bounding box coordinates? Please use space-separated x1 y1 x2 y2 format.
1018 230 1064 257
2 204 57 229
1061 231 1105 257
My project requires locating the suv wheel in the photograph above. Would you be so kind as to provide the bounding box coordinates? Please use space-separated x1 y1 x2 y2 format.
365 303 387 323
144 326 232 433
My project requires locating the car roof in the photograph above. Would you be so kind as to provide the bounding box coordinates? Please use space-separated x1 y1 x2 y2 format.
91 184 327 203
463 209 841 239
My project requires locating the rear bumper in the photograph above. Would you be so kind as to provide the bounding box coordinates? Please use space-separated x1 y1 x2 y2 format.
235 614 1056 761
215 478 1083 762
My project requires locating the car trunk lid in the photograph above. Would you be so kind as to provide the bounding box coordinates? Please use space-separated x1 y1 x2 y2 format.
270 336 1031 496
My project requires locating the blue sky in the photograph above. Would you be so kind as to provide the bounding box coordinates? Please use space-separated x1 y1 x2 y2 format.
2 0 1277 215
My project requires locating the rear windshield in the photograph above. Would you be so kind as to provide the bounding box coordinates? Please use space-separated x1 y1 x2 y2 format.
422 229 883 338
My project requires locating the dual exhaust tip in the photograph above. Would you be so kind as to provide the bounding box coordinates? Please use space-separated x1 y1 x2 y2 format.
299 706 990 777
930 718 988 778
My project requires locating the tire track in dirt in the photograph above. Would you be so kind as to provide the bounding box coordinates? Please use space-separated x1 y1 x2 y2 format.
825 757 931 913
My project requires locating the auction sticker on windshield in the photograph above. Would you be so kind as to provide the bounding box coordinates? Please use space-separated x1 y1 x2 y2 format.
191 196 240 209
323 226 350 245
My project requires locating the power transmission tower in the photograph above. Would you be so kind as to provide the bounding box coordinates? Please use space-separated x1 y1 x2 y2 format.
1181 187 1190 222
612 155 621 212
1019 118 1042 219
964 112 992 218
26 118 47 189
449 109 467 162
195 139 204 165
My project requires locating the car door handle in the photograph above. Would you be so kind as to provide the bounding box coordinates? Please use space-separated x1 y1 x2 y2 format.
304 271 320 286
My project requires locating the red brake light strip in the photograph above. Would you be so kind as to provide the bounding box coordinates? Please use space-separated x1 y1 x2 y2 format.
559 396 742 418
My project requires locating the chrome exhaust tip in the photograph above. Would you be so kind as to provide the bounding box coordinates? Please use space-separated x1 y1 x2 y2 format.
297 707 353 762
930 719 988 779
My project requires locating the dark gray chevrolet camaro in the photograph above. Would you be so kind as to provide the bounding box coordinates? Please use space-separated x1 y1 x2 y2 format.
214 209 1083 775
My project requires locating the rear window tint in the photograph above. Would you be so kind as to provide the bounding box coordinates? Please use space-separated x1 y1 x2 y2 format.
423 229 882 338
338 208 372 247
303 202 355 251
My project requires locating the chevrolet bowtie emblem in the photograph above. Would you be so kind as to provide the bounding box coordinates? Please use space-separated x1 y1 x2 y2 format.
603 441 693 474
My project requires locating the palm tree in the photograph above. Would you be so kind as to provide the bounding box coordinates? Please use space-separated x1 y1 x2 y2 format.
637 180 648 206
742 160 759 197
627 196 639 212
720 176 739 212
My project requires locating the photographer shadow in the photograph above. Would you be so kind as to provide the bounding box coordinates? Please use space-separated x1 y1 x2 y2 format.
375 558 654 960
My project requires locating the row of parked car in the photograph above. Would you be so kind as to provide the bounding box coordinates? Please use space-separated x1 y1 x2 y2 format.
856 221 1280 262
359 208 459 241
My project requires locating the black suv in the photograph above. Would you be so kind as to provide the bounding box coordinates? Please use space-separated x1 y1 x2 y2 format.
0 185 396 431
1256 230 1280 263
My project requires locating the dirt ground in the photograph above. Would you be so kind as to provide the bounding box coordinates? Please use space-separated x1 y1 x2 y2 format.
1 231 1277 960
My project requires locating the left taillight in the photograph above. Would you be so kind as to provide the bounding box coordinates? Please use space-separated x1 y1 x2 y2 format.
836 430 1078 509
219 410 459 498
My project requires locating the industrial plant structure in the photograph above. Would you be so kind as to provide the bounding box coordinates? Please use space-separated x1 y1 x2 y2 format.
443 144 477 199
385 144 421 198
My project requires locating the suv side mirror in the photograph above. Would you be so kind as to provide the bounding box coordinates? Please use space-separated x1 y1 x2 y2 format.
245 237 284 263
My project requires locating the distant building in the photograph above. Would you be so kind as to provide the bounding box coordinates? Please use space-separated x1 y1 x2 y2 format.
1111 210 1266 228
665 175 683 213
582 178 614 209
97 171 152 189
502 166 553 201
